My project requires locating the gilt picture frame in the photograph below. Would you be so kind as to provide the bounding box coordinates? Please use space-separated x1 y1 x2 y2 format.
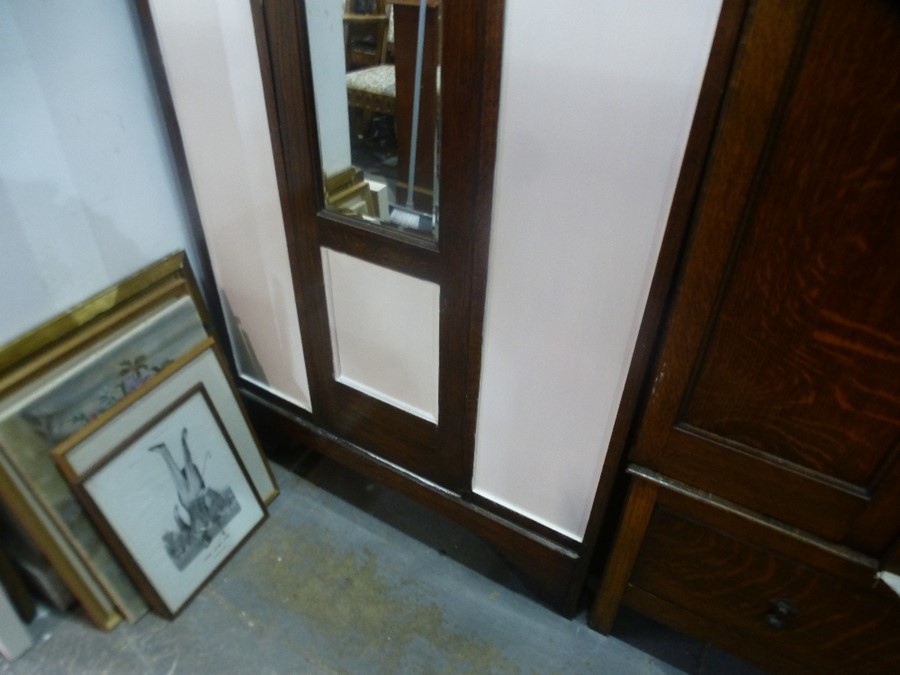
54 343 267 618
0 263 210 628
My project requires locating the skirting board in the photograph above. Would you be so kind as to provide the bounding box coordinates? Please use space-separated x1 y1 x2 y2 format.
240 385 587 615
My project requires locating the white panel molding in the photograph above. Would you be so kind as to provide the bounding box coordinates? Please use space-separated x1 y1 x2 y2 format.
322 248 440 423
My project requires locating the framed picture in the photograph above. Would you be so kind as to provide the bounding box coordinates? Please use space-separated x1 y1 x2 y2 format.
0 252 279 628
0 254 214 628
55 344 267 617
0 291 208 625
0 452 119 629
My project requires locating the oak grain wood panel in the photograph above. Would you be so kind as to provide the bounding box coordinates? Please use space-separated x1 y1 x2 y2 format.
680 0 900 485
646 471 876 586
630 0 900 556
631 504 900 675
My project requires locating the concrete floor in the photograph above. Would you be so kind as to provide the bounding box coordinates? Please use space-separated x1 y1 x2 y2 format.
1 459 763 674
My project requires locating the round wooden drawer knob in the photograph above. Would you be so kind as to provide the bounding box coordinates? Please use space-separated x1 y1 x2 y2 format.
765 598 799 630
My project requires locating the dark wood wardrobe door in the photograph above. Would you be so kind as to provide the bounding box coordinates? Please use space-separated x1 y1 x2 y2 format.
631 0 900 556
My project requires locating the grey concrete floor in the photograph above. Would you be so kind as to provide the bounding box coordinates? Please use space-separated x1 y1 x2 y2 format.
2 459 763 674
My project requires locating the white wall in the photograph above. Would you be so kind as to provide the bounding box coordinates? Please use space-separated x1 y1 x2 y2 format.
473 0 723 540
305 0 353 177
0 0 199 346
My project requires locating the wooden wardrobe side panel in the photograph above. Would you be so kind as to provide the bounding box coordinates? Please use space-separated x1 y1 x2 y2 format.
631 0 900 555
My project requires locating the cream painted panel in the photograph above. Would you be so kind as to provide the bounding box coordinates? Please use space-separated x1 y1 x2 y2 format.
148 0 312 411
473 0 723 540
322 249 440 423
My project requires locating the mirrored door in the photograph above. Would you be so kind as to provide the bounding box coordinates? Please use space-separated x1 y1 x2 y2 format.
251 0 505 487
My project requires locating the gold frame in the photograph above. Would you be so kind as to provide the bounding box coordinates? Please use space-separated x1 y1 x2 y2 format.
0 253 238 629
0 252 205 378
0 452 120 629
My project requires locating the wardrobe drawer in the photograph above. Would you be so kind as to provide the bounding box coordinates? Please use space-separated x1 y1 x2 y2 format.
626 484 900 674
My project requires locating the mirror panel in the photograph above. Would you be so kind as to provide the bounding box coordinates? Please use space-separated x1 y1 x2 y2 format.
305 0 441 240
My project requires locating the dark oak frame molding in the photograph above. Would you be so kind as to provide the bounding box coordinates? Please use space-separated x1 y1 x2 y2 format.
250 0 503 490
592 8 900 671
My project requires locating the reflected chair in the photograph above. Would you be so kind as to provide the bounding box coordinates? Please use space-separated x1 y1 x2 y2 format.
345 64 396 133
345 2 396 141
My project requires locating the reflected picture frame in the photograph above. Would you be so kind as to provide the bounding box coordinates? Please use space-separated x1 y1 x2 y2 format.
54 342 267 618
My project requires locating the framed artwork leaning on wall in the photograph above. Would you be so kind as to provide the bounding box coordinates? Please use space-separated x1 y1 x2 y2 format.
0 252 278 628
0 253 211 628
54 340 267 618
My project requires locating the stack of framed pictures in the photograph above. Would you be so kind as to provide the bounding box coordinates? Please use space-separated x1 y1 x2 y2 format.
0 253 277 628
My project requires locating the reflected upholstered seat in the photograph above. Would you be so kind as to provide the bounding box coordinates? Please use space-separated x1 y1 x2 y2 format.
344 1 395 137
345 64 396 117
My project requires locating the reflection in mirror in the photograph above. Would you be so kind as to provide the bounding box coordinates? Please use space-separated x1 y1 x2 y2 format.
305 0 441 240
